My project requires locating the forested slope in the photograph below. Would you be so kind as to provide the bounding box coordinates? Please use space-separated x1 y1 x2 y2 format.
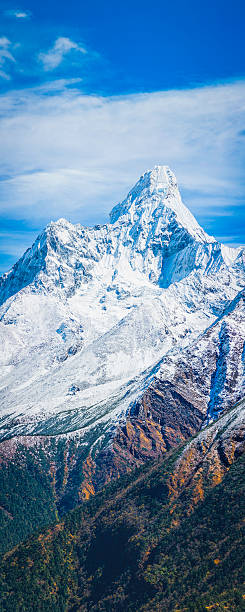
0 402 244 611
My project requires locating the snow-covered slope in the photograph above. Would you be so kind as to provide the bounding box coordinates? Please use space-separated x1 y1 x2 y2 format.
0 166 244 445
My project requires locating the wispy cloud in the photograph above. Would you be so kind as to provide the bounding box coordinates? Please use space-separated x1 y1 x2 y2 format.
38 37 87 71
0 37 16 80
0 79 244 252
4 8 32 19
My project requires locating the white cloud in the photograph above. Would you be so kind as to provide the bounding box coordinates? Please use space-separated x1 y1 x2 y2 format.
0 37 16 79
4 9 32 19
38 37 87 71
0 37 11 47
0 80 244 233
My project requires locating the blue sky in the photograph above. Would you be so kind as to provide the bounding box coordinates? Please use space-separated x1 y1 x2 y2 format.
0 0 245 273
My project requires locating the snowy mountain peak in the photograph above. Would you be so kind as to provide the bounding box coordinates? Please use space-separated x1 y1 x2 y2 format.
48 217 78 232
137 164 178 191
0 165 243 310
110 165 176 223
110 165 213 244
130 165 178 196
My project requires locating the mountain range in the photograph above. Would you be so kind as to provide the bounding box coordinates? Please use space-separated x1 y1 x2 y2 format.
0 165 244 556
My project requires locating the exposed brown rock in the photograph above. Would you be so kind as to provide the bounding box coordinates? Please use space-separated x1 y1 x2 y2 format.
80 453 96 500
167 399 245 512
79 377 207 495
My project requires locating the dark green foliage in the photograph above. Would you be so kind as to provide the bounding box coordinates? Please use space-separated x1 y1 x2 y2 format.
0 448 58 555
0 447 244 611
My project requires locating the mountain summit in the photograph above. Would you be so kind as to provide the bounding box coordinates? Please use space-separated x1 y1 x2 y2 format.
110 165 211 244
2 164 241 310
0 165 241 306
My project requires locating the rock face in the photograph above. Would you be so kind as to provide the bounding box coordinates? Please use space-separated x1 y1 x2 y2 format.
75 289 245 495
0 165 244 504
168 397 245 509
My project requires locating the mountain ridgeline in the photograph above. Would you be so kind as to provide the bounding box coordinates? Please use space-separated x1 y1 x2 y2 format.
0 165 244 575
